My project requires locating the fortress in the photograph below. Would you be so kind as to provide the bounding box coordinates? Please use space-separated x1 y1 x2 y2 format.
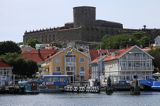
23 6 160 46
23 6 123 44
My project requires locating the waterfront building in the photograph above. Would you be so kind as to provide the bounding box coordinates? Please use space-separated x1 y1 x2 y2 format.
0 59 13 86
103 45 154 83
90 49 112 81
41 47 90 82
90 56 106 84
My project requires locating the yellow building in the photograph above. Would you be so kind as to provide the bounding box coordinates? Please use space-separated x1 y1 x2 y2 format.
41 47 91 82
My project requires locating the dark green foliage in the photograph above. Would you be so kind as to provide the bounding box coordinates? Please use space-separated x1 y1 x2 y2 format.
26 60 38 77
0 53 21 62
101 31 151 49
0 53 38 78
12 59 38 78
148 48 160 73
27 39 40 48
0 41 38 78
0 41 21 55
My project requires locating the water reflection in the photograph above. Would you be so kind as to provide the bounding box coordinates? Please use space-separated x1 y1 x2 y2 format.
0 92 160 106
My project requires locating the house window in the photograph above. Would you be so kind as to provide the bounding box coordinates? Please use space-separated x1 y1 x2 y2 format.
126 76 130 80
147 63 150 67
135 62 141 67
128 62 131 67
80 67 84 71
80 58 84 63
146 76 150 79
5 71 8 75
66 57 70 62
55 57 61 64
66 66 75 72
66 55 76 62
71 56 76 62
4 71 7 75
80 67 85 76
66 67 72 72
55 67 60 71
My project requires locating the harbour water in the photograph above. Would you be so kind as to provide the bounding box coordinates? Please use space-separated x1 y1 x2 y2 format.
0 92 160 106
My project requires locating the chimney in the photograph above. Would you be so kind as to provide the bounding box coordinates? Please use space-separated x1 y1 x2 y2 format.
38 49 44 61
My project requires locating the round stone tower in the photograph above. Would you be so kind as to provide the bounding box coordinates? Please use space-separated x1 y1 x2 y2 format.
73 6 96 28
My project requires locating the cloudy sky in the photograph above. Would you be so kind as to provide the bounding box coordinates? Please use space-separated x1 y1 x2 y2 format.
0 0 160 42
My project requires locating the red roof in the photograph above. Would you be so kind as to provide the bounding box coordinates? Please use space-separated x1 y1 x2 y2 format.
91 56 106 64
22 48 57 64
103 47 132 62
91 57 101 64
89 50 99 61
0 59 12 68
89 49 114 61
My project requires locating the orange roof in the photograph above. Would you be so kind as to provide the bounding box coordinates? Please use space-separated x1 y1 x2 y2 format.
0 59 12 68
103 47 131 62
89 49 114 61
91 57 101 64
22 48 57 64
91 56 106 64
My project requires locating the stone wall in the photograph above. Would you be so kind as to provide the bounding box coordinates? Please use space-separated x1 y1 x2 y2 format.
95 20 123 29
23 29 56 44
23 6 125 44
55 28 82 43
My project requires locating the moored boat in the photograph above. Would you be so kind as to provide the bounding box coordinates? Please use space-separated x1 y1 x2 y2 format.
18 80 39 94
139 79 160 91
39 75 71 93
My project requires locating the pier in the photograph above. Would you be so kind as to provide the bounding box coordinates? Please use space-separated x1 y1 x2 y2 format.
64 85 100 93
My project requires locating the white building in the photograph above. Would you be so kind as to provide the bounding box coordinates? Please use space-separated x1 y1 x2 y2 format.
104 45 154 83
91 56 106 81
154 36 160 47
0 59 13 86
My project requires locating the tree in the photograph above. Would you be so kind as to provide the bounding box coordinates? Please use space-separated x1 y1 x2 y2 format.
101 31 151 49
138 36 150 48
26 60 38 77
101 34 134 49
0 41 21 55
27 39 40 48
11 59 38 78
148 48 160 73
13 58 27 77
132 31 150 48
0 53 38 78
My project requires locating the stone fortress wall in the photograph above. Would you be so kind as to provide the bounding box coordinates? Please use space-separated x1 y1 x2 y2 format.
23 6 124 44
23 6 160 45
